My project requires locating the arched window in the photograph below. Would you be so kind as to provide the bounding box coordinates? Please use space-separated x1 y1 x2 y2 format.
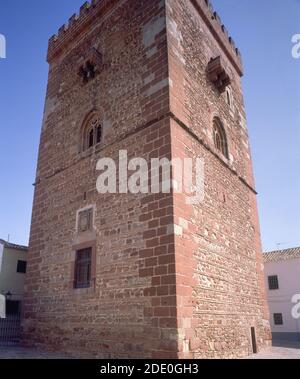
82 114 103 151
213 118 228 159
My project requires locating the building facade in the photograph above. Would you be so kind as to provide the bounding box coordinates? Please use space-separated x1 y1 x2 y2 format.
22 0 271 358
264 248 300 342
0 239 28 313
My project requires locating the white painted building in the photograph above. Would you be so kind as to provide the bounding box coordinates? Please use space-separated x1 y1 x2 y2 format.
263 248 300 341
0 239 28 314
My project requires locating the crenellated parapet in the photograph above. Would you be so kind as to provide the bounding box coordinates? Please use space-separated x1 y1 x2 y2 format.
47 0 119 63
48 0 243 75
191 0 243 76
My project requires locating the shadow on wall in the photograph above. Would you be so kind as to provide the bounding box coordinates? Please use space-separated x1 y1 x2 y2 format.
272 340 300 350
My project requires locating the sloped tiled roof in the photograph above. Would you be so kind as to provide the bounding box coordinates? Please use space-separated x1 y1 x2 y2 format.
263 247 300 263
0 239 28 252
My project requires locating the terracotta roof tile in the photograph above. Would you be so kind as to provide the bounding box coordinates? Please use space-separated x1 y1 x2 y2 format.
0 239 28 252
263 247 300 263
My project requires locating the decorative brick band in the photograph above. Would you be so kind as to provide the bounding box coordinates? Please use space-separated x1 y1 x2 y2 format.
168 112 256 194
34 111 257 195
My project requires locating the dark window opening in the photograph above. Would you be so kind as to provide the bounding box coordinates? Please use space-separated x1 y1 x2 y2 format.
268 275 279 290
88 129 94 148
6 300 21 315
74 248 92 289
79 61 96 84
85 61 96 81
96 126 102 144
17 260 27 274
274 313 283 325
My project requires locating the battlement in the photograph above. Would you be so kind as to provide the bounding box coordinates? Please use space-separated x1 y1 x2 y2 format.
48 0 243 75
47 0 119 63
191 0 243 76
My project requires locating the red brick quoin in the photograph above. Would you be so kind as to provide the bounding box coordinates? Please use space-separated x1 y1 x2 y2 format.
22 0 271 358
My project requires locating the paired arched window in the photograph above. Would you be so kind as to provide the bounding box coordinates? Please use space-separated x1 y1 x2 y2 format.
213 118 228 159
82 114 102 151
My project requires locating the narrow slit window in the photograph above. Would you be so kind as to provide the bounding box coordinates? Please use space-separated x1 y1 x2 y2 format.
88 129 94 148
226 90 231 106
74 248 92 289
96 126 102 144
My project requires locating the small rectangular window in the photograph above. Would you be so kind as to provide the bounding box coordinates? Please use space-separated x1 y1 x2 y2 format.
74 248 92 289
6 300 21 315
274 313 283 325
268 275 279 290
17 260 27 274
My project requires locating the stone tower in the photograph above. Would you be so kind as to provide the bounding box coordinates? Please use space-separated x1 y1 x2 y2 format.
22 0 271 358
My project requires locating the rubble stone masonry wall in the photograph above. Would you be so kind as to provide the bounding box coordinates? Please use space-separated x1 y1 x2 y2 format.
22 0 271 358
167 0 271 358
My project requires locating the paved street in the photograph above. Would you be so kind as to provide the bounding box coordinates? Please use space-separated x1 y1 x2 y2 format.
0 346 73 359
247 342 300 359
0 342 299 359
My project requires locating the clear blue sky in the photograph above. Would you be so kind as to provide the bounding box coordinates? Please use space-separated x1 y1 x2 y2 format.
0 0 299 251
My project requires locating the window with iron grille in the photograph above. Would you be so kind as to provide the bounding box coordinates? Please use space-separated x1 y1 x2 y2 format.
274 313 283 325
268 275 279 290
16 260 27 274
74 248 92 289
